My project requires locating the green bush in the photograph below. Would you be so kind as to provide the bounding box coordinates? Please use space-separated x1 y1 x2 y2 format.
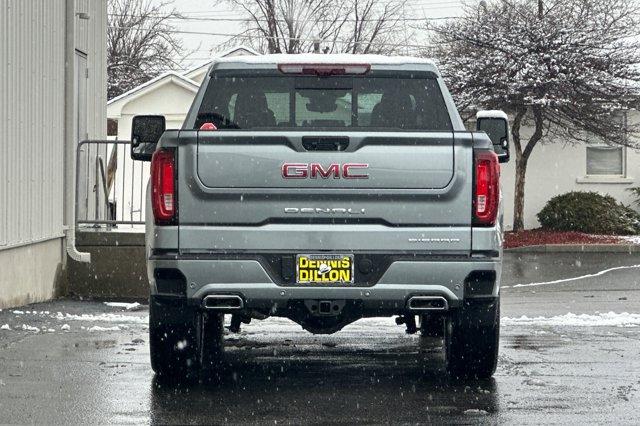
537 191 640 235
629 187 640 206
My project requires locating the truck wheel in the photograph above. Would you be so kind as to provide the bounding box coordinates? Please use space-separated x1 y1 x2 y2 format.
445 298 499 379
199 311 225 377
419 314 444 337
149 296 201 381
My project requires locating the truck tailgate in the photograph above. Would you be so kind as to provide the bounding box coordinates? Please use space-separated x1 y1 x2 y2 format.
196 133 454 190
177 131 473 252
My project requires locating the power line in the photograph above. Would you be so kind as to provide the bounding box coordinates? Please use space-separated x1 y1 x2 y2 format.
108 0 463 15
107 0 466 21
108 25 435 49
108 13 456 22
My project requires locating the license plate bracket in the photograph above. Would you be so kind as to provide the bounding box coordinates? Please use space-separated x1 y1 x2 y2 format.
296 254 354 284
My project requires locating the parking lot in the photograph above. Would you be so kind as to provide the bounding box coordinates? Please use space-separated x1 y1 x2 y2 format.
1 252 639 424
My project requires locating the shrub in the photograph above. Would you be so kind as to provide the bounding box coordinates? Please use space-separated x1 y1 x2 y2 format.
537 191 640 235
629 187 640 206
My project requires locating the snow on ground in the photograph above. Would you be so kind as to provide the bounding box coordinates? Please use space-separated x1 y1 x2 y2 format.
0 311 146 333
3 304 640 334
503 264 640 288
103 302 141 310
86 326 121 332
502 312 640 327
5 310 147 324
620 235 640 245
236 317 404 338
53 312 147 324
235 314 640 332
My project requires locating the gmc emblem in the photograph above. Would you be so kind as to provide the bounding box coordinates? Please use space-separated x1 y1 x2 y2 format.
282 163 369 179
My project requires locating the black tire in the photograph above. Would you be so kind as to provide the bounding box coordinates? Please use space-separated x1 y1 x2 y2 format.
149 297 225 381
199 311 225 377
419 314 444 337
445 298 500 379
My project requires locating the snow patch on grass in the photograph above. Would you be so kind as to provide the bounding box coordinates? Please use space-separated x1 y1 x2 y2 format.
503 312 640 327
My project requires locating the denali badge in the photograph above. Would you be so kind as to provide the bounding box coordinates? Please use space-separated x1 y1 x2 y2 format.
285 207 366 215
282 163 369 179
408 238 462 243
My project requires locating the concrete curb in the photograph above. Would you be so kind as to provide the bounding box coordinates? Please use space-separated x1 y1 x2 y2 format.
506 244 640 253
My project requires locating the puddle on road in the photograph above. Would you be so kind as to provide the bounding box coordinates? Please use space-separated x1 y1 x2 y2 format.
505 333 567 351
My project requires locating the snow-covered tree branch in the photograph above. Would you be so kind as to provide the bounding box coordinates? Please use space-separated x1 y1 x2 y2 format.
107 0 184 99
429 0 640 231
224 0 411 54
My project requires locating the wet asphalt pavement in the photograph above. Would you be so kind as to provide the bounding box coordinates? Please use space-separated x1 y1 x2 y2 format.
1 252 639 424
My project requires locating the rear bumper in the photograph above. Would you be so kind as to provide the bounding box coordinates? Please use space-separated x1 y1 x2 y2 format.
149 254 501 313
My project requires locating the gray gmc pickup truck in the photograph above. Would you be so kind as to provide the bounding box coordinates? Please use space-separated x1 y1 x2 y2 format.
130 54 510 380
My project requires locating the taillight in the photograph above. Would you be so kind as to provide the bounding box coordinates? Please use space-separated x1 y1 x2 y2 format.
473 150 500 226
151 149 176 225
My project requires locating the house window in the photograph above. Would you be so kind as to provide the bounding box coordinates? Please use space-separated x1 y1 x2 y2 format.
585 111 627 177
586 145 624 176
107 119 118 136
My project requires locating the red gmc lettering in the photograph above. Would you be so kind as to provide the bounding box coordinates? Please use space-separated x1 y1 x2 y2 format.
342 163 369 179
310 163 340 179
282 163 370 179
282 163 308 178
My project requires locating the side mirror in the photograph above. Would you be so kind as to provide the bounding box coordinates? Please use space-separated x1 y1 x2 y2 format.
131 115 166 161
476 111 510 163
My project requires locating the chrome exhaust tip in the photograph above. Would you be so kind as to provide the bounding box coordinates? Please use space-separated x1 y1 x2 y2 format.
407 296 449 311
202 295 244 310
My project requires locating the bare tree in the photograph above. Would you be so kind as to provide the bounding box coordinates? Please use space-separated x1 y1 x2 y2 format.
429 0 640 231
225 0 410 54
107 0 183 99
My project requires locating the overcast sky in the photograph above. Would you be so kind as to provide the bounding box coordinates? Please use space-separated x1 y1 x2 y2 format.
150 0 466 69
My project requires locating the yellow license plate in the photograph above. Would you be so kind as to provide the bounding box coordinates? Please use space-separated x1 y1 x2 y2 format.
296 254 354 284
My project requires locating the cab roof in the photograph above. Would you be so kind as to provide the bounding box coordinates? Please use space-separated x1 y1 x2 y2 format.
211 53 440 75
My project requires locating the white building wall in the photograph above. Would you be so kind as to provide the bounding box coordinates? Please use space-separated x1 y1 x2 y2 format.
0 0 106 308
500 112 640 230
0 0 67 249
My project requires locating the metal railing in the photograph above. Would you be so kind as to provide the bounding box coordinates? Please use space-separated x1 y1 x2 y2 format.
76 140 147 230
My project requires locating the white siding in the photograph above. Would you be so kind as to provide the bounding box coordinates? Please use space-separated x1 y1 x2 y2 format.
0 0 66 249
1 0 106 308
0 0 106 249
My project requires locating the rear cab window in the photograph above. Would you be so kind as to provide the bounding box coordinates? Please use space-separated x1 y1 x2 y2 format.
194 71 453 132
